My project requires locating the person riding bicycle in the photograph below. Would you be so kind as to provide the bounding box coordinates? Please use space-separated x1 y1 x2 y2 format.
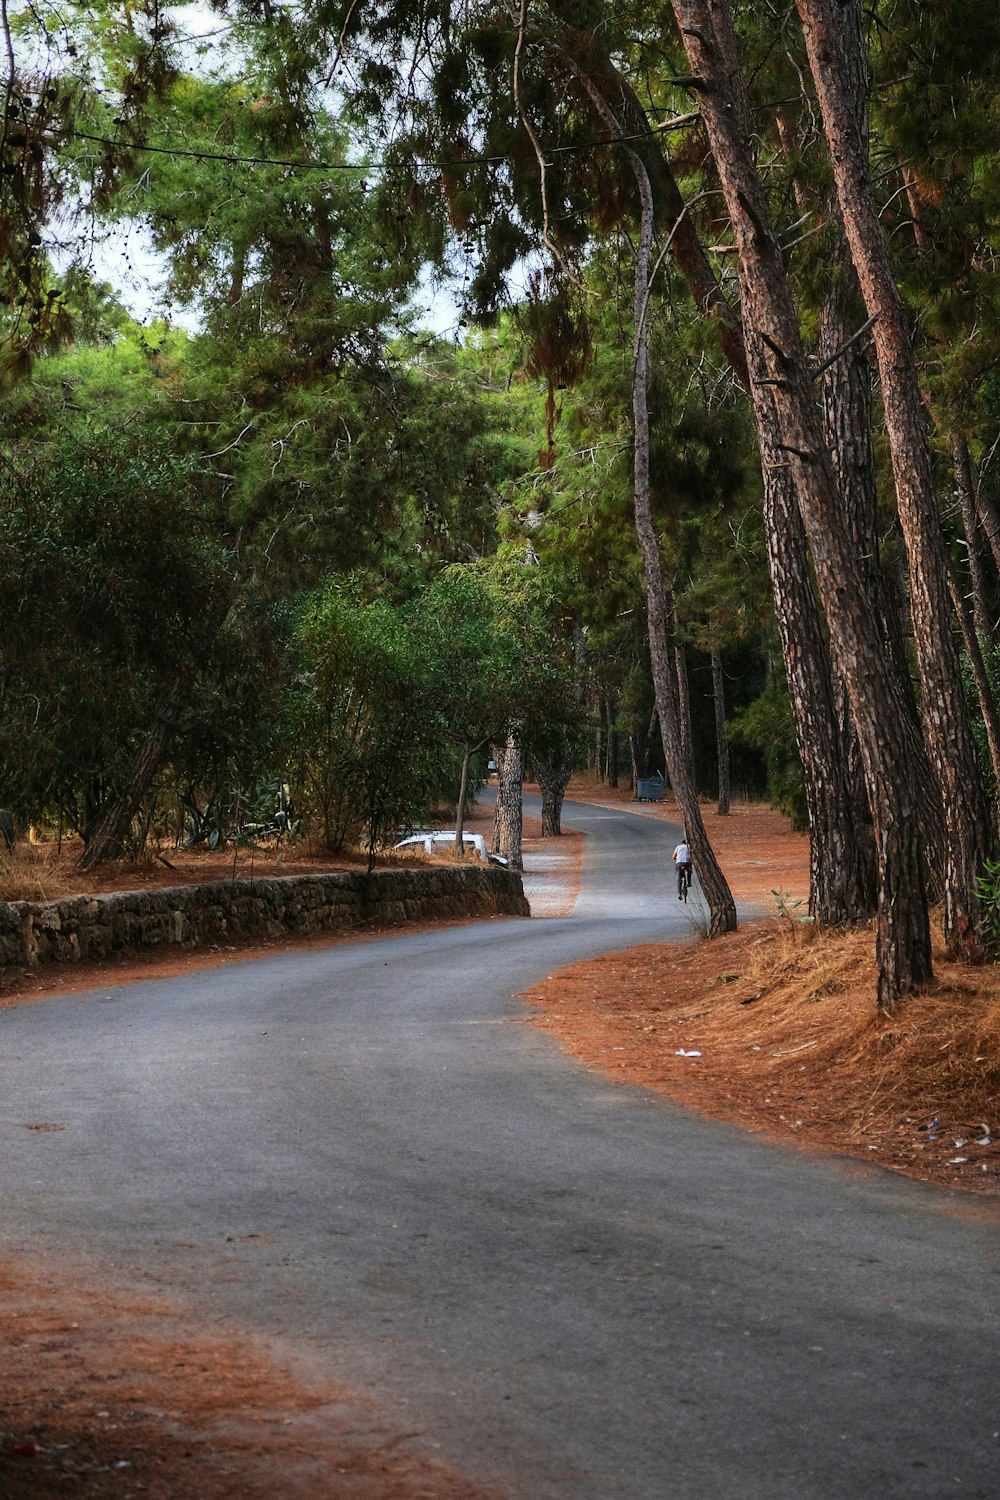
672 837 693 899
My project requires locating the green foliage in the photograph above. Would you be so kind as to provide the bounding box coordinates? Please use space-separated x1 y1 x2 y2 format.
0 431 226 832
408 568 522 748
29 0 1000 881
975 857 1000 961
772 890 814 925
282 559 588 858
729 679 808 830
288 583 455 858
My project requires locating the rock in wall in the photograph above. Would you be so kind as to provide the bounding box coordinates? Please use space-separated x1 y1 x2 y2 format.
0 866 530 973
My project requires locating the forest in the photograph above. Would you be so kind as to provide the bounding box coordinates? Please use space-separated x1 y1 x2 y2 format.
2 0 999 1010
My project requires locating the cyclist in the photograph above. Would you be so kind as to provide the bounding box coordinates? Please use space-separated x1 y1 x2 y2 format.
672 837 693 900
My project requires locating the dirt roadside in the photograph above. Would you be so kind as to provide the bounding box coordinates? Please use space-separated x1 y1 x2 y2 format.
528 781 1000 1205
2 787 999 1497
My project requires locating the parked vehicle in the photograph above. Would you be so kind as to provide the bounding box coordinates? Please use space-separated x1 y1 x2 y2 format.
394 830 507 865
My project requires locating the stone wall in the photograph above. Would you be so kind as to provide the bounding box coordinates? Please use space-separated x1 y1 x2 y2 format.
0 866 530 973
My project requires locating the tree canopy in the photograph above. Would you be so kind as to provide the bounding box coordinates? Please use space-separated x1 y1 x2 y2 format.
4 0 1000 1005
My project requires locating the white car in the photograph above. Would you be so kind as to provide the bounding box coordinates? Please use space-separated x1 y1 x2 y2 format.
394 830 507 865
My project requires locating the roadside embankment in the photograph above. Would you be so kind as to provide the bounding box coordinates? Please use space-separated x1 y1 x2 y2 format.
0 866 529 975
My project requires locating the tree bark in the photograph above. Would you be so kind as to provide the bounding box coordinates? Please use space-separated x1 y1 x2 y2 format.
534 749 571 836
757 399 877 923
669 598 696 784
816 177 882 911
454 744 472 857
492 725 524 871
644 702 659 777
954 435 993 644
796 0 990 960
711 647 731 816
670 0 932 1006
79 667 193 869
532 722 578 837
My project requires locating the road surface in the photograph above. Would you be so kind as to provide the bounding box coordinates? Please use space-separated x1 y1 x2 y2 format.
2 797 998 1497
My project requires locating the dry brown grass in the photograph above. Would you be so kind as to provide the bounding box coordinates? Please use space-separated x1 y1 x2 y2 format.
0 845 89 903
710 915 1000 1135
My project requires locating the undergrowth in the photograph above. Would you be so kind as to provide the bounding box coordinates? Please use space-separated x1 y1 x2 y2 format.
0 846 84 902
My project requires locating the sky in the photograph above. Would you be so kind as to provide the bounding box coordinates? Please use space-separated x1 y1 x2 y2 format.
85 222 465 338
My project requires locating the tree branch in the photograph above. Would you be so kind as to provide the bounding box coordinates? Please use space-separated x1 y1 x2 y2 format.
810 311 879 380
511 0 591 294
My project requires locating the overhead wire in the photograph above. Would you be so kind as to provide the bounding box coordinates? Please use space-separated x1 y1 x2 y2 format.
51 120 693 176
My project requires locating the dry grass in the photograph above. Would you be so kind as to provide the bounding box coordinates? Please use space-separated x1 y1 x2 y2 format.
713 915 1000 1133
0 845 89 903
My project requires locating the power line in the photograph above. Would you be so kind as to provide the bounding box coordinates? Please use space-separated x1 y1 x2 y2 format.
55 122 669 176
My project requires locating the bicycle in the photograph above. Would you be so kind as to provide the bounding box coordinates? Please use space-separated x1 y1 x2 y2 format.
676 861 693 902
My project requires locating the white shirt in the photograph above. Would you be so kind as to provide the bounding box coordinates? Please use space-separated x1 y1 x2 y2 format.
673 842 691 864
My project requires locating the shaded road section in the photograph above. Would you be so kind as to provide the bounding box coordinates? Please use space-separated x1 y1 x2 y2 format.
2 798 999 1498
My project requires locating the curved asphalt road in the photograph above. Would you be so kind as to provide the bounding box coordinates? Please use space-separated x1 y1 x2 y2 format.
2 798 999 1498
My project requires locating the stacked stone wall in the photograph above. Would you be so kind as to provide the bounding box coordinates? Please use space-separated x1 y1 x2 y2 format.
0 867 529 973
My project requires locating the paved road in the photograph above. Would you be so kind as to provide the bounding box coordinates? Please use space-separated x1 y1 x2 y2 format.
2 798 999 1498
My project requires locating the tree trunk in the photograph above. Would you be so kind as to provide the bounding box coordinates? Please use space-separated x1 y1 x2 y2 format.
627 141 737 936
711 647 731 816
532 720 578 838
760 419 876 923
954 435 993 644
454 744 472 857
79 668 193 869
644 702 659 776
671 0 932 1006
492 726 524 871
796 0 990 959
974 464 1000 585
670 604 696 784
535 614 586 836
535 752 570 836
629 727 642 792
798 243 947 909
946 558 1000 839
816 205 882 911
